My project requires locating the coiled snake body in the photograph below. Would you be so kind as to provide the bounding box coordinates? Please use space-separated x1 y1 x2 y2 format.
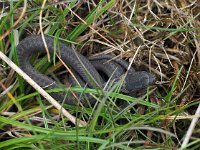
17 35 155 106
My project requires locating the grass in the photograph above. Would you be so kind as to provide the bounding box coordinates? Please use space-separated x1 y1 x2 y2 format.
0 0 200 149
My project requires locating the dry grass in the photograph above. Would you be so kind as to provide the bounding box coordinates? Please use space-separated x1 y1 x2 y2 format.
0 0 200 149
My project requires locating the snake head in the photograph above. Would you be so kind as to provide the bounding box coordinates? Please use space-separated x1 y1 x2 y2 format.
123 71 156 93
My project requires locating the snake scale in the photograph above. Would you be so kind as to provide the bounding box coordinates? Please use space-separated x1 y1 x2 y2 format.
17 35 155 106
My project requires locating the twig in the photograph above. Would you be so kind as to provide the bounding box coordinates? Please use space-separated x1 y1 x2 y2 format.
181 103 200 148
0 51 87 127
39 0 51 62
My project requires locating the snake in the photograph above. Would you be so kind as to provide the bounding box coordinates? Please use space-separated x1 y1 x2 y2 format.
17 35 155 106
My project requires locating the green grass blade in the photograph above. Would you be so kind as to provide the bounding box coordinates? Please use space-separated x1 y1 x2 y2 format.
67 0 116 41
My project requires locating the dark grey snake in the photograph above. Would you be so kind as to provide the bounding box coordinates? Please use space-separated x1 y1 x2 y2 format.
17 35 155 106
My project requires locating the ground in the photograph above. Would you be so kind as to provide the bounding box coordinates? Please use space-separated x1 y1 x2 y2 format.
0 0 199 149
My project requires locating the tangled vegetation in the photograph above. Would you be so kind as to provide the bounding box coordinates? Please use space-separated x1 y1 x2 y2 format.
0 0 199 149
